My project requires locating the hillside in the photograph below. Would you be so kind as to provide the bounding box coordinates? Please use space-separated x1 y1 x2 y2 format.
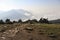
0 9 33 20
0 23 60 40
50 19 60 23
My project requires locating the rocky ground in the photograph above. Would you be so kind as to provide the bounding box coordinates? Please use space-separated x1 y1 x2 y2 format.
0 23 60 40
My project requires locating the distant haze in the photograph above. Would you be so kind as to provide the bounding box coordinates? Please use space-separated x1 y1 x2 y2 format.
0 0 60 20
0 9 33 21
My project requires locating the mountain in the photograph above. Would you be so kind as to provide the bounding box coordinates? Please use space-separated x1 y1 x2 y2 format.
0 9 33 21
49 19 60 24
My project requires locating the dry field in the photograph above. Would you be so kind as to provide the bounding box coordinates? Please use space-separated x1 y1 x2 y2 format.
0 23 60 40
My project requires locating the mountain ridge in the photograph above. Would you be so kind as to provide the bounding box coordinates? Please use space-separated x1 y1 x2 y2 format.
0 9 33 21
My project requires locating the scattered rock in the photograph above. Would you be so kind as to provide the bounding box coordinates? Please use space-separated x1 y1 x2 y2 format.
39 32 44 35
48 34 57 38
0 29 6 32
29 38 33 40
25 27 33 31
4 26 7 28
39 30 45 35
1 37 6 40
9 30 12 32
29 37 33 40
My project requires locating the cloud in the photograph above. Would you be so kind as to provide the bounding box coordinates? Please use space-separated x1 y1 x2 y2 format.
31 16 36 19
28 5 60 20
0 0 60 20
24 13 31 16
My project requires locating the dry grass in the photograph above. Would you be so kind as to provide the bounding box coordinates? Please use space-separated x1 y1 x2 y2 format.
0 23 60 40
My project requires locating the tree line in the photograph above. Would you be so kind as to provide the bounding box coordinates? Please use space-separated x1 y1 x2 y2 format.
0 18 49 24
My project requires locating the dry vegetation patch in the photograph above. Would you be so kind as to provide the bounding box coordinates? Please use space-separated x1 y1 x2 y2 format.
0 23 60 40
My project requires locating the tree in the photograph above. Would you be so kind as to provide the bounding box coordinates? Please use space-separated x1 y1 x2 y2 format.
0 20 4 24
13 21 17 23
32 19 38 22
39 18 43 23
18 19 22 23
30 19 38 24
24 19 31 23
5 19 12 24
39 18 49 23
43 18 49 23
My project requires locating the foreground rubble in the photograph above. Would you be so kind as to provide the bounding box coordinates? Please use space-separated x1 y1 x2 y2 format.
0 24 60 40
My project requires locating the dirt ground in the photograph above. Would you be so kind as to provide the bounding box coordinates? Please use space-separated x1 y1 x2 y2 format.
0 23 60 40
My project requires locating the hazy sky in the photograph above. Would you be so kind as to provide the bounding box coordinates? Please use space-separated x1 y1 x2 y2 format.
0 0 60 20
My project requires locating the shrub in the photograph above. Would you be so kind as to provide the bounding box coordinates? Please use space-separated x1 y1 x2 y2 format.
5 19 13 24
39 18 49 23
18 19 22 23
0 20 4 24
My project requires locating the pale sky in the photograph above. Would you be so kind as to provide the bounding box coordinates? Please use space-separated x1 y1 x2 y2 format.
0 0 60 20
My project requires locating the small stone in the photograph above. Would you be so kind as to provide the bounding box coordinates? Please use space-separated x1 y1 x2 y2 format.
29 37 33 40
3 32 6 33
48 34 57 38
25 27 33 31
4 26 7 27
1 37 6 39
39 32 44 35
9 30 12 32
